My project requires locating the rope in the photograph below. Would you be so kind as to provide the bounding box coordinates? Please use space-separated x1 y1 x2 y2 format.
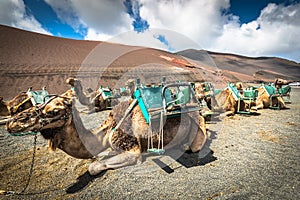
148 115 153 150
9 131 38 137
2 133 69 196
159 110 164 151
3 134 37 196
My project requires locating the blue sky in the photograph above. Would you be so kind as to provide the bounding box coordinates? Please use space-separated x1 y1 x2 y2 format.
0 0 299 62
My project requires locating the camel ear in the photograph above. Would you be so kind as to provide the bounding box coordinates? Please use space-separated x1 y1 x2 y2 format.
0 97 3 101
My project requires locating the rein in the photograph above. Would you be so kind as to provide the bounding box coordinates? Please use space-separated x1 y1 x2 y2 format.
2 134 37 196
2 95 73 196
35 95 72 130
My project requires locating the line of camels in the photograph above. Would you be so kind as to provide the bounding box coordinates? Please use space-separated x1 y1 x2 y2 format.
2 78 292 176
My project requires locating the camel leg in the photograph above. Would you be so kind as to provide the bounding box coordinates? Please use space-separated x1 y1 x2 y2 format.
184 115 206 152
220 110 234 117
277 96 286 109
88 151 141 175
251 102 264 110
94 149 121 158
189 126 207 152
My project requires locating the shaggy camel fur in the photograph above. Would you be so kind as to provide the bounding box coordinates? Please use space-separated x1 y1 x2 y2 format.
7 96 207 176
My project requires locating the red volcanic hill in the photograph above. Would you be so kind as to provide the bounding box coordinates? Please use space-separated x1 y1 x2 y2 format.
0 24 299 99
178 49 300 83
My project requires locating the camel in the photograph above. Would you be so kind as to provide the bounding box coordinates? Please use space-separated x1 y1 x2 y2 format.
250 79 292 110
66 78 132 112
6 94 207 176
274 78 292 89
0 93 33 117
193 82 221 114
0 87 75 117
213 82 256 116
193 82 251 116
0 87 51 117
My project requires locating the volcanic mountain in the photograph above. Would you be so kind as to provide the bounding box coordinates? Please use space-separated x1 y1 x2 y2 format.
0 24 299 99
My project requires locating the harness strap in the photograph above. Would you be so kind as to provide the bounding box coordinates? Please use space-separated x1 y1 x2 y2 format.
225 90 232 103
12 97 32 113
108 99 138 149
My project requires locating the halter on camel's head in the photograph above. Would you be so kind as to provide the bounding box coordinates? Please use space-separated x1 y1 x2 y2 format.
274 78 291 89
6 95 72 134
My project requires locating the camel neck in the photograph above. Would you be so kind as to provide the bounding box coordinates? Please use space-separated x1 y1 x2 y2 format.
69 107 110 157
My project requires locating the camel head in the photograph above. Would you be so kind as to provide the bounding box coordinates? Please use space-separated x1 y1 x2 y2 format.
6 96 72 134
193 82 206 101
235 82 244 90
124 79 136 97
66 77 83 91
274 78 291 88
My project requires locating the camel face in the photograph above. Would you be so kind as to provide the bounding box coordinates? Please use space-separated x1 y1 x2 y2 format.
275 78 291 88
0 97 9 116
6 106 42 133
6 96 72 134
194 83 206 100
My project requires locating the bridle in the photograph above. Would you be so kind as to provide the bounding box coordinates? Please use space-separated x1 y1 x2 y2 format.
33 95 72 131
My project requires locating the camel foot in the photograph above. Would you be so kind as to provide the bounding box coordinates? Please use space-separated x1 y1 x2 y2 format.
88 151 141 175
250 107 258 111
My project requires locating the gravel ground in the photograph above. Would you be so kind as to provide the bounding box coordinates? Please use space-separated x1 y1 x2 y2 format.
0 88 299 200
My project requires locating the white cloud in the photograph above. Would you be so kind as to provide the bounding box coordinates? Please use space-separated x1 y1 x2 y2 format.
44 0 83 32
45 0 133 36
132 0 299 62
212 2 300 61
84 28 112 41
0 0 51 35
139 0 230 48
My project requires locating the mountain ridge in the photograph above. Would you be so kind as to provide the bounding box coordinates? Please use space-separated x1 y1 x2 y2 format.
1 24 299 99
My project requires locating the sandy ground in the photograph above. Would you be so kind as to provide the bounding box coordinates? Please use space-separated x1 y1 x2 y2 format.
0 88 299 200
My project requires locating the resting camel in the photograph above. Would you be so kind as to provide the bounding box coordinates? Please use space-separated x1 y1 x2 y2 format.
66 78 132 112
250 78 291 110
0 88 74 117
0 93 33 117
0 87 49 117
193 82 222 114
213 82 252 116
7 95 207 176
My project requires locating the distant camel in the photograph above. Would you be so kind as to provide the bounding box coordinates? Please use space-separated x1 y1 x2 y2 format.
193 82 221 113
7 95 207 176
251 78 292 110
0 87 50 117
66 78 135 112
214 82 251 116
